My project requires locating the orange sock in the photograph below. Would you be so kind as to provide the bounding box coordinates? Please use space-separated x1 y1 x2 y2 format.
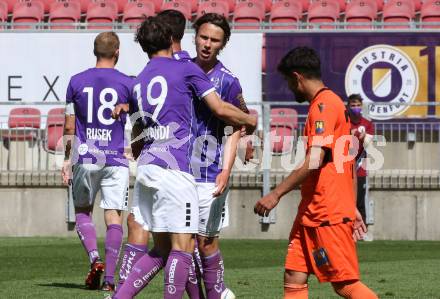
284 283 308 299
332 281 378 299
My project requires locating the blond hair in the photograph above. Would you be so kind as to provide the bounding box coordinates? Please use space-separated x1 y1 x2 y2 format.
93 32 120 59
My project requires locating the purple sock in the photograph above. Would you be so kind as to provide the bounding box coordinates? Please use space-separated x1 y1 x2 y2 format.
117 243 148 290
75 212 100 264
202 251 225 299
113 250 164 299
185 256 202 299
164 250 193 299
103 224 123 285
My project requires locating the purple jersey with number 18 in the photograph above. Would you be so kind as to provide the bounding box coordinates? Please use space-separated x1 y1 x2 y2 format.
129 56 215 174
66 68 132 167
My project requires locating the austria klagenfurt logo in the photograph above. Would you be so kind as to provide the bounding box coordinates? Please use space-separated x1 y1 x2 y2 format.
345 44 419 120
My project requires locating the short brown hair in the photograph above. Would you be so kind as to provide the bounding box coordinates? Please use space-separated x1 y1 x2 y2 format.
94 32 120 59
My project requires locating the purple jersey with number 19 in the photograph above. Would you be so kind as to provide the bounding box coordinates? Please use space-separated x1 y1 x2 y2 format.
192 61 242 183
66 68 132 167
129 56 215 174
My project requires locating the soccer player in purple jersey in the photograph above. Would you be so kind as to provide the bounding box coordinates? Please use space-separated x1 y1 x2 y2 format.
116 10 200 293
191 13 247 299
61 32 132 291
112 16 255 299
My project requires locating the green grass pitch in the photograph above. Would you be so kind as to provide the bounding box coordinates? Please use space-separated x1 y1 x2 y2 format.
1 238 440 298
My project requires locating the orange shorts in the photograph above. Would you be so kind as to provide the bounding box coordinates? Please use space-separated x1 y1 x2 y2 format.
285 220 360 283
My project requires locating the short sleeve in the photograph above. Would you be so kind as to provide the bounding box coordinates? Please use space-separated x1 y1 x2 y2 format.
224 79 242 108
307 102 337 149
185 63 216 99
66 79 75 104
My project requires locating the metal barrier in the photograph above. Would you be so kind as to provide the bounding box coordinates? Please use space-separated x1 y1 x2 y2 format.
1 21 440 31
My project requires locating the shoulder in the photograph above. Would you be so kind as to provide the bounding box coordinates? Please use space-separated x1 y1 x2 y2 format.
69 69 89 84
217 63 242 90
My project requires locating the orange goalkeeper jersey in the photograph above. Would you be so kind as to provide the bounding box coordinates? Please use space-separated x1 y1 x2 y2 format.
298 88 356 227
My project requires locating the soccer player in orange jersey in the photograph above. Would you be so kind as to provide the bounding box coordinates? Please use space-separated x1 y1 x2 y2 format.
254 47 378 299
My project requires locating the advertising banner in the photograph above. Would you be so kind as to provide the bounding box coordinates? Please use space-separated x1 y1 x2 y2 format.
266 32 440 120
0 32 262 120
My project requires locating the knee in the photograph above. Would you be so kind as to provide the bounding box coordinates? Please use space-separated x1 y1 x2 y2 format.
197 236 218 257
332 281 378 299
284 269 308 285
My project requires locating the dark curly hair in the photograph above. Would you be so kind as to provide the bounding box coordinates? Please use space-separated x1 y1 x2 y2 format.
278 47 322 80
135 16 172 57
193 13 231 46
157 9 186 42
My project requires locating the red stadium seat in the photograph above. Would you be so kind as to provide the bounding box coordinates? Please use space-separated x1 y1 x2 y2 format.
270 0 302 29
189 0 197 13
307 0 339 28
86 0 118 29
238 0 271 13
44 108 65 153
4 0 16 13
233 0 264 29
4 108 41 142
313 0 345 12
197 0 229 18
161 0 191 20
345 0 377 29
49 0 81 29
12 0 44 29
270 108 298 154
413 0 421 11
376 0 383 10
0 0 7 23
123 0 154 24
383 0 413 28
421 0 440 28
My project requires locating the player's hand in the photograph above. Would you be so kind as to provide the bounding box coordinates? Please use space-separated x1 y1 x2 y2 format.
61 160 72 186
112 104 129 119
213 170 230 197
244 140 254 163
353 209 367 242
245 115 257 135
254 192 280 217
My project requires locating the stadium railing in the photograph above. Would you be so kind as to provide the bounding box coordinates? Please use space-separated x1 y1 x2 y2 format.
0 21 440 30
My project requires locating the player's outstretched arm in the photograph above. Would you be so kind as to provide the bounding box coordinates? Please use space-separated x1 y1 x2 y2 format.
214 128 241 197
130 120 145 160
62 114 75 185
203 91 256 135
254 147 327 217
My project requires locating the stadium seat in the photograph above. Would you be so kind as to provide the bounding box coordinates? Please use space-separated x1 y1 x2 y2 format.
270 0 302 29
307 0 340 29
49 0 81 29
12 0 44 29
0 0 7 24
233 0 265 29
197 0 229 18
5 108 41 142
161 0 191 20
123 0 154 25
313 0 345 12
236 0 272 13
189 0 198 13
4 0 16 14
421 0 440 28
383 0 413 28
86 0 118 29
113 0 127 13
413 0 421 11
345 0 377 29
44 108 65 154
270 108 298 154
